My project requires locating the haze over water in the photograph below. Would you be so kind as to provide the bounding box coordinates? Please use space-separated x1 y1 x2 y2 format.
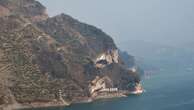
33 1 194 110
39 0 194 47
30 61 194 110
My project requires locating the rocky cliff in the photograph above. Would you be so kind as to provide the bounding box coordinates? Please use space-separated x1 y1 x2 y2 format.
0 0 141 109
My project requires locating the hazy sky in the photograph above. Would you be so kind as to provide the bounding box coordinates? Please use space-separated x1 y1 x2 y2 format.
39 0 194 47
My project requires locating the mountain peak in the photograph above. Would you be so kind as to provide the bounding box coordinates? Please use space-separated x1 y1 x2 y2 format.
0 0 141 108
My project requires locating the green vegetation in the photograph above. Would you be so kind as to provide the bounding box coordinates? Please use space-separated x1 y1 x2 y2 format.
0 0 140 106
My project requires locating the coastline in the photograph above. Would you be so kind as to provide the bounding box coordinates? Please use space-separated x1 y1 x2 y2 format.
0 101 70 110
0 89 143 110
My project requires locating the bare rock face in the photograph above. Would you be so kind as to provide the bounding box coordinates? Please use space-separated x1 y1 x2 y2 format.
89 76 113 95
0 0 141 107
95 49 119 68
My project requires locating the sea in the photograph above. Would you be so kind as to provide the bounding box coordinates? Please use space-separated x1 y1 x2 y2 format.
29 61 194 110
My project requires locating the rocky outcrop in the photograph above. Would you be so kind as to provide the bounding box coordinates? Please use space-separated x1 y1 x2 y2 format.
95 49 119 68
0 0 142 109
89 76 113 95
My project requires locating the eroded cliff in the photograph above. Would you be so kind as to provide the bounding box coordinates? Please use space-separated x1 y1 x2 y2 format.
0 0 142 109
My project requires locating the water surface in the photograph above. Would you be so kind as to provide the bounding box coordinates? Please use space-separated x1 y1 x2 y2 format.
30 66 194 110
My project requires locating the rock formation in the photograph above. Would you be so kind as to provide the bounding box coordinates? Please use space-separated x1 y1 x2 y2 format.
0 0 142 109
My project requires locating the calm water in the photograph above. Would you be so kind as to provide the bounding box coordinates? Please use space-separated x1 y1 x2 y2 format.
30 67 194 110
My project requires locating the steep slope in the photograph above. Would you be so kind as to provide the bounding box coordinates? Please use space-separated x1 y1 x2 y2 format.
36 14 117 58
0 0 142 108
35 13 141 90
0 0 48 22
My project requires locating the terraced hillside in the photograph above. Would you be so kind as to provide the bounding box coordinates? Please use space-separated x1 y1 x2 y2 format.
0 0 141 109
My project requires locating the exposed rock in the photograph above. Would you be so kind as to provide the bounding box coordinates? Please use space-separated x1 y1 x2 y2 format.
89 76 113 95
0 0 142 108
95 49 119 68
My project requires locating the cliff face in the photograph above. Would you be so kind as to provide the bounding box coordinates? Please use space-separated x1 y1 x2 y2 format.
0 0 141 107
36 14 117 58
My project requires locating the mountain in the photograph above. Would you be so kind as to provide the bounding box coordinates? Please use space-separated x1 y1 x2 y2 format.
0 0 48 22
0 0 141 109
